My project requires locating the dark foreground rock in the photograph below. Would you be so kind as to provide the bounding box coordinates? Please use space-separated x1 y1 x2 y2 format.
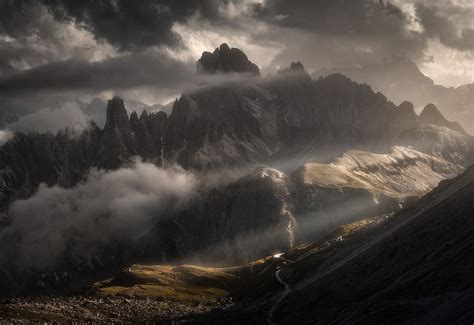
0 295 229 323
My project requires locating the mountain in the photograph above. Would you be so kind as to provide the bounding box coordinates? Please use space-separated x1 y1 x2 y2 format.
0 97 167 213
291 146 463 241
197 43 260 75
1 46 472 238
0 44 473 297
1 45 472 223
398 124 474 167
144 167 296 266
196 164 474 324
419 103 466 134
165 68 472 170
313 57 474 134
27 162 473 323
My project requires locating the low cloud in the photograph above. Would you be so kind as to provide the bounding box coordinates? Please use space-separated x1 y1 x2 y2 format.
5 102 90 133
0 129 13 145
0 159 196 271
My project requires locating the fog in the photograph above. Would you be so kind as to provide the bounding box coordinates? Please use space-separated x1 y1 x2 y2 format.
0 129 13 146
0 159 196 272
5 102 91 134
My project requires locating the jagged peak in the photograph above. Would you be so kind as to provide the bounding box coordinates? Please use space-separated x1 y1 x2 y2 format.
398 101 416 115
218 42 231 52
289 61 305 71
139 110 149 119
420 103 443 119
104 96 130 131
196 43 260 75
278 61 307 74
130 111 139 123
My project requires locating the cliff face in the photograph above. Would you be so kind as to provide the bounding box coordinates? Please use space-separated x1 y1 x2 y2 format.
146 167 296 265
0 96 167 212
164 71 426 170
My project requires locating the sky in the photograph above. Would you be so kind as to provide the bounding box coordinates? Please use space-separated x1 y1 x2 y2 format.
0 0 473 120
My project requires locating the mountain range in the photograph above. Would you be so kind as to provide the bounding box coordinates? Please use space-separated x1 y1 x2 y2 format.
1 44 473 323
314 57 474 134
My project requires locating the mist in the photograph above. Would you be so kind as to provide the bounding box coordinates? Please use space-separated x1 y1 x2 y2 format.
0 159 196 272
0 129 13 146
5 102 91 134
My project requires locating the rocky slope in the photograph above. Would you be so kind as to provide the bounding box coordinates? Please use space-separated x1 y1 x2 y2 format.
144 167 296 266
291 146 463 240
205 164 474 324
398 124 474 167
11 164 472 323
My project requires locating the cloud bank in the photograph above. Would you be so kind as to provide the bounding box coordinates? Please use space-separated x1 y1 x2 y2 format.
5 102 91 133
0 159 196 271
0 129 13 146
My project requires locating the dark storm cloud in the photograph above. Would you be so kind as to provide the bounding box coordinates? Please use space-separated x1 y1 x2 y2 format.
42 0 225 51
252 0 406 35
0 0 65 66
248 0 427 74
251 0 426 59
416 3 474 51
0 51 194 93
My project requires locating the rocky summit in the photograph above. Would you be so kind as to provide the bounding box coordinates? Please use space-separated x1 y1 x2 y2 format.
196 43 260 75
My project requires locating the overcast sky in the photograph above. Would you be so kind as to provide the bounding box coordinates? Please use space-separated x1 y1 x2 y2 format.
0 0 473 110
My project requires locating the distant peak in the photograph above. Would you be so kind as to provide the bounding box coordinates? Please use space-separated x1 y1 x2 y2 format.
290 61 305 71
419 103 466 134
196 43 260 75
398 101 415 113
130 111 139 123
140 110 149 119
278 61 308 75
219 43 231 52
421 103 440 115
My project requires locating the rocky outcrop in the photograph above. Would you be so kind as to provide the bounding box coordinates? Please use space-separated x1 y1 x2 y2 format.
291 146 463 240
147 167 296 265
196 43 260 75
419 103 466 134
98 96 135 169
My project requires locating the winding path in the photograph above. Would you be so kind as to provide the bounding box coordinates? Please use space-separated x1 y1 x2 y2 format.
267 256 292 325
